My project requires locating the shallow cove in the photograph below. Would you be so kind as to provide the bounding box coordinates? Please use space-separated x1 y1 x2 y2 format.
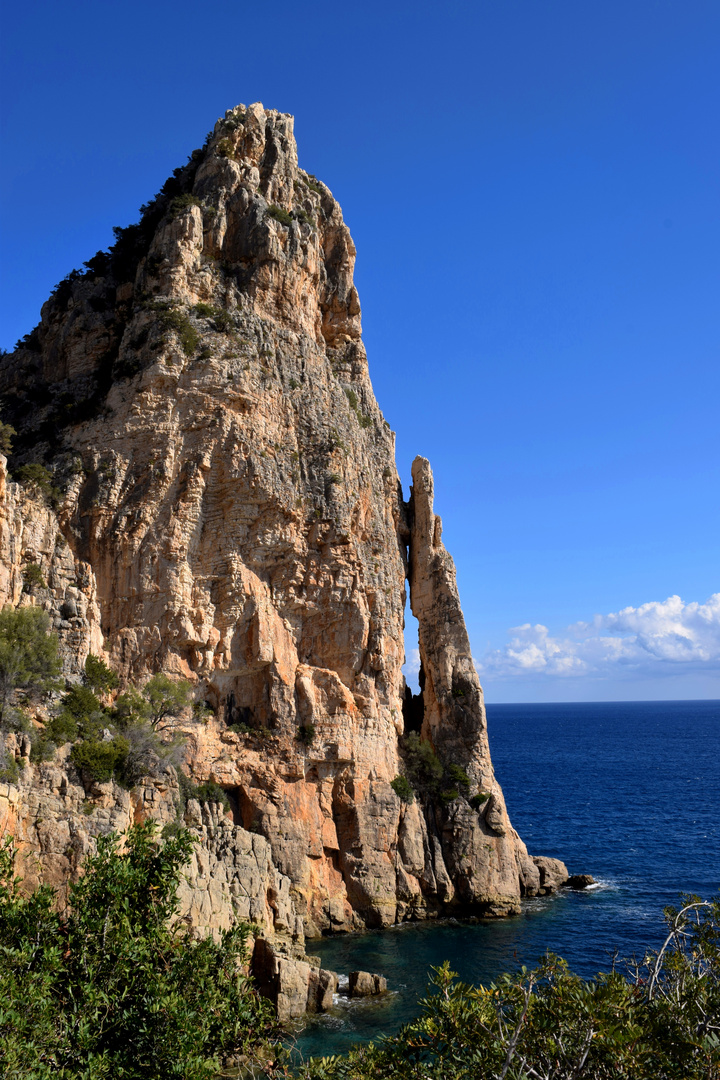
295 699 720 1060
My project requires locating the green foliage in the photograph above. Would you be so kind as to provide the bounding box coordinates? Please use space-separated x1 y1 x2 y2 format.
304 174 324 195
193 781 231 812
43 711 79 746
469 791 491 809
447 763 471 792
390 775 414 803
296 723 316 746
70 735 129 783
192 302 235 334
289 377 300 389
0 422 16 454
15 463 60 504
153 305 199 357
343 386 372 428
216 136 236 158
22 562 46 591
0 606 61 726
402 732 444 797
168 192 202 216
298 895 720 1079
83 653 119 695
143 672 192 730
0 823 279 1078
266 204 293 226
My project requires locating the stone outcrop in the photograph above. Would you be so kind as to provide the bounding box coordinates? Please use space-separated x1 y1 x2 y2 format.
0 102 569 971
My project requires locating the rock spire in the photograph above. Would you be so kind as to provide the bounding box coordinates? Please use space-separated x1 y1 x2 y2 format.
0 104 566 956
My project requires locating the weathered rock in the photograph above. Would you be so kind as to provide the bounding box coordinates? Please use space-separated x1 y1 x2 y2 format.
348 970 388 997
566 873 596 890
0 102 571 962
533 856 570 894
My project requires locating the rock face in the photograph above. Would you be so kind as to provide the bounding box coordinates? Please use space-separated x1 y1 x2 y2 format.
0 103 567 955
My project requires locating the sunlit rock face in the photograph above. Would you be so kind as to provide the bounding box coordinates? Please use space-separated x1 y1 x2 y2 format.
0 103 566 941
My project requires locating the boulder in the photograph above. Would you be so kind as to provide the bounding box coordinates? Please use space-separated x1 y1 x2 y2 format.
532 856 569 894
566 873 595 890
348 970 388 997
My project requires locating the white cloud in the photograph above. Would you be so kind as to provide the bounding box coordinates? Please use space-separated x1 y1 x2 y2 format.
478 593 720 680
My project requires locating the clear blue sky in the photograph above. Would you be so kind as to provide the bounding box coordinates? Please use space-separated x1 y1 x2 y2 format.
1 0 718 701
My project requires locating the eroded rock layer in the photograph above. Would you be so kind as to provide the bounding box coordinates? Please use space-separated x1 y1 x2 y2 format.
0 104 566 947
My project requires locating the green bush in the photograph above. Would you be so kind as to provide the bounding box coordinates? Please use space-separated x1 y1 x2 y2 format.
0 606 61 727
266 204 293 226
192 301 216 319
143 673 192 730
470 791 491 810
0 823 279 1078
22 563 46 591
168 193 202 216
0 422 16 454
155 307 199 357
71 736 129 783
402 732 444 796
193 781 231 812
447 763 471 792
390 775 414 803
343 387 359 410
83 653 119 695
15 463 59 504
43 711 79 746
296 723 316 746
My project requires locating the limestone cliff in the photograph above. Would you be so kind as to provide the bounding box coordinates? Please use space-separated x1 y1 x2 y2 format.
0 104 566 949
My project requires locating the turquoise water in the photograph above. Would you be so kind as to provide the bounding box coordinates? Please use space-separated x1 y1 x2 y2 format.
294 699 720 1059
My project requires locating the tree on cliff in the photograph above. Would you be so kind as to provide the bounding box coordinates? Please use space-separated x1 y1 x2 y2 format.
0 606 61 726
0 822 280 1079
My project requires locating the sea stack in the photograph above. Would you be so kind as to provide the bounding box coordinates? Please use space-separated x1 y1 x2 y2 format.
0 104 566 955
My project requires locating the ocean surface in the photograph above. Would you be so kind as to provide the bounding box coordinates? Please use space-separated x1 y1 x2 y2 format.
294 699 720 1060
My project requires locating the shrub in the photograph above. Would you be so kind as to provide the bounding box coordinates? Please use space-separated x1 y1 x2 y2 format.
193 781 231 812
168 193 202 216
266 204 293 226
43 711 79 745
344 387 359 410
0 422 16 454
83 653 119 695
447 764 471 792
0 823 279 1077
155 307 199 357
143 673 192 730
296 723 316 746
390 775 414 803
358 412 373 428
216 136 236 158
71 735 129 783
15 463 59 503
470 791 491 810
192 302 216 319
0 607 61 726
402 732 444 796
22 563 46 591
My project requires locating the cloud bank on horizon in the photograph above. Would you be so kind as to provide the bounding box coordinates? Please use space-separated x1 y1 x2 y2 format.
476 594 720 681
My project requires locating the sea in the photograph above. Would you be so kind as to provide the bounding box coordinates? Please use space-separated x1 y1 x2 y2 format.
294 699 720 1060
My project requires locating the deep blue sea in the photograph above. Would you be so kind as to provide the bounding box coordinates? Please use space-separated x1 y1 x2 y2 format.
295 699 720 1060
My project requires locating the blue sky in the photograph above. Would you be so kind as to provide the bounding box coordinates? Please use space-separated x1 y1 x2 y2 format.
1 0 718 701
